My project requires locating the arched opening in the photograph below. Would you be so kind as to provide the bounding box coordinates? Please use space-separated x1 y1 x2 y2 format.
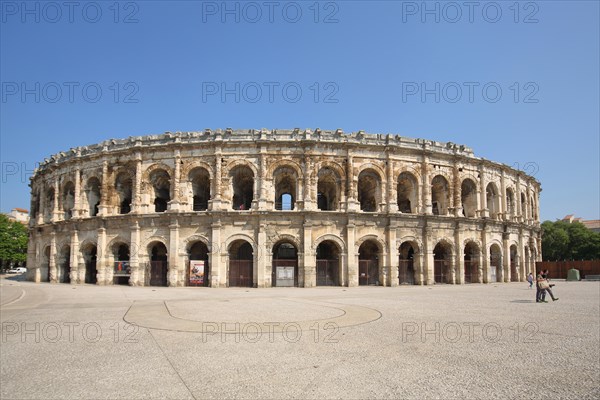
113 243 130 285
85 177 101 217
115 172 133 214
358 169 381 212
486 183 500 219
62 181 75 220
58 245 71 283
228 240 253 287
189 167 210 211
273 166 297 211
45 187 55 223
433 242 452 283
149 242 168 286
31 190 40 221
510 245 518 282
521 192 527 219
397 172 418 214
358 240 380 285
461 178 477 218
317 168 341 211
398 242 416 285
82 244 97 284
316 241 340 286
230 166 254 210
506 188 515 219
272 242 298 287
188 241 209 287
490 244 502 282
431 175 449 216
150 169 171 213
463 242 480 284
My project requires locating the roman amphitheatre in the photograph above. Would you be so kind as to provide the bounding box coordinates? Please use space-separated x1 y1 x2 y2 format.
25 128 541 288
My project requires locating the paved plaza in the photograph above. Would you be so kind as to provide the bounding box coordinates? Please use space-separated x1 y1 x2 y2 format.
1 276 598 399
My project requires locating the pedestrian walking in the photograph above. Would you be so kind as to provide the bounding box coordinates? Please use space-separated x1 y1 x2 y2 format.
543 269 559 301
527 273 534 289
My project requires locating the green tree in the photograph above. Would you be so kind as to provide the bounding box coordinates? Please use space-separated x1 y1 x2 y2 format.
0 214 29 268
542 220 600 261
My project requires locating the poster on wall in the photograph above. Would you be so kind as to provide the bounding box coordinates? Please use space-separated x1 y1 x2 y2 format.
190 261 205 285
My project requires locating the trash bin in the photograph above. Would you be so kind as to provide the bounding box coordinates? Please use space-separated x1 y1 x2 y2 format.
567 268 580 281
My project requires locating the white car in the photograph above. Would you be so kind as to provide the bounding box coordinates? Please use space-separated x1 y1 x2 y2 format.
7 267 26 274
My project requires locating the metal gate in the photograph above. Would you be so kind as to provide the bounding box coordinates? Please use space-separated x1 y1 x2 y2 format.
398 259 415 285
434 260 448 283
464 260 479 283
272 260 297 287
149 261 168 286
316 260 338 286
359 260 379 285
229 260 253 287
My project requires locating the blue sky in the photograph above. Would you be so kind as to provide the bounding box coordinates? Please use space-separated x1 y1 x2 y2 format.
1 0 598 221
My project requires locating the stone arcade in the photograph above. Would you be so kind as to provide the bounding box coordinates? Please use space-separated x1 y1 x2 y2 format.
26 129 542 287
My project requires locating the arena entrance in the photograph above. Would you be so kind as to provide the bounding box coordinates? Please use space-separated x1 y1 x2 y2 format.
58 245 70 283
272 242 298 287
188 241 209 287
398 242 416 285
463 242 480 284
228 240 253 287
149 242 168 286
113 243 130 285
316 241 340 286
82 244 97 284
490 244 502 282
433 242 452 284
358 240 380 286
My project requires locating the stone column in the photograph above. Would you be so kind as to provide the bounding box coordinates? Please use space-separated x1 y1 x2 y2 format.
73 168 82 218
516 175 522 221
257 148 268 210
503 233 510 283
129 221 141 286
98 161 110 216
421 157 431 214
256 220 267 287
500 169 507 221
302 220 315 287
52 178 60 222
37 184 45 225
346 222 357 286
210 219 222 287
386 153 397 213
346 152 359 212
132 155 142 214
423 227 434 285
479 164 488 218
454 224 463 284
386 223 397 286
70 229 80 284
480 227 489 283
168 220 180 286
210 148 223 211
97 227 107 285
169 150 181 212
49 232 57 283
453 163 462 217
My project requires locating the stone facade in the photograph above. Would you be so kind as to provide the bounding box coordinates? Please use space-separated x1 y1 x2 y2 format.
26 129 542 287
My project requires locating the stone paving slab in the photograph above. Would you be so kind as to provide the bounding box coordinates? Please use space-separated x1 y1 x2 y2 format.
1 277 598 399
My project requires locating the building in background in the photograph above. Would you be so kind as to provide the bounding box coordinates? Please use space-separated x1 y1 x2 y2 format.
6 208 30 224
562 215 600 233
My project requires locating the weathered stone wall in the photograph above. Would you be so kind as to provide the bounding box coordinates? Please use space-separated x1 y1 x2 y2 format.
26 129 542 287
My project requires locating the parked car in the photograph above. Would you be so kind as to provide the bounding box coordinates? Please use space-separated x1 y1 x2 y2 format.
7 267 26 274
